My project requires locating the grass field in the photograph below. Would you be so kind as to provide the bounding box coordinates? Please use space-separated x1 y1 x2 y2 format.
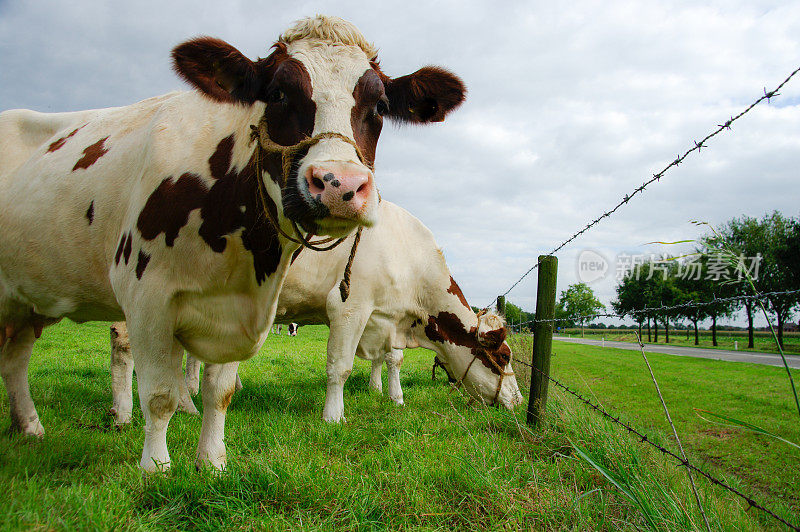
0 321 797 530
511 335 800 525
557 328 800 355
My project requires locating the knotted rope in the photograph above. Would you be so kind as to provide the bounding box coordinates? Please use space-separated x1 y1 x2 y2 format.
249 115 370 300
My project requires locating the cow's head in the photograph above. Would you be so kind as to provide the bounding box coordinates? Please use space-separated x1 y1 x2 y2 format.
171 15 465 238
421 290 524 410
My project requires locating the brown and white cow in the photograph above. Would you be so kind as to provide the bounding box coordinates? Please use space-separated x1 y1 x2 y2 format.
111 201 523 421
0 16 464 471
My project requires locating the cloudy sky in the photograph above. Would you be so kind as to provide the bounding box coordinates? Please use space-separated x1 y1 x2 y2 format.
2 1 798 327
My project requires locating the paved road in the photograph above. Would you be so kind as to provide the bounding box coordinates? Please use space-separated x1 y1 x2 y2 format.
553 336 800 369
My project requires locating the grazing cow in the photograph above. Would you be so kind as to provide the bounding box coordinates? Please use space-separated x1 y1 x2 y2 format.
0 15 465 471
287 323 299 336
111 202 524 421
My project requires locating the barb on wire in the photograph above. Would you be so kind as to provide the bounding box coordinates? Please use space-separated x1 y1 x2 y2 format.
490 65 800 307
518 362 799 531
511 289 800 328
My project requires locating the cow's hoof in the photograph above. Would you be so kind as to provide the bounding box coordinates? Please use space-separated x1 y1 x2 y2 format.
322 412 346 423
140 456 171 473
389 395 405 406
196 449 226 471
110 407 133 426
11 418 45 438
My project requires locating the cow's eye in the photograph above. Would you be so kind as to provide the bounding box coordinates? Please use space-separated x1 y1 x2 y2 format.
375 98 389 117
268 90 286 104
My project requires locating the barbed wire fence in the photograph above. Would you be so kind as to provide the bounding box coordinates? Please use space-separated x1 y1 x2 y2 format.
483 66 800 530
488 65 800 308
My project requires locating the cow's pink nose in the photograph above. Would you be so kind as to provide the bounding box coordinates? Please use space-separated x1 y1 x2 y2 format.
306 162 373 219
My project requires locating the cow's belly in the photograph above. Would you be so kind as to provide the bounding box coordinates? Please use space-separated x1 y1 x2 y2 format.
173 290 276 364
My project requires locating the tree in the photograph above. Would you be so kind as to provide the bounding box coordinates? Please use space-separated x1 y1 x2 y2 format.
758 212 800 347
612 264 649 339
558 283 605 337
707 212 800 348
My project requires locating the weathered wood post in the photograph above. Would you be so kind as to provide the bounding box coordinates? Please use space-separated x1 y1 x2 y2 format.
496 295 506 317
527 255 558 427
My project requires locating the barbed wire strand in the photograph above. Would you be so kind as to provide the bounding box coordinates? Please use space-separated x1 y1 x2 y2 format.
511 359 799 531
491 65 800 307
510 288 800 328
633 330 711 531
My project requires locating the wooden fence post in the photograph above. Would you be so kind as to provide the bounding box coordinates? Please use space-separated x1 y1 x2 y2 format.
527 255 558 427
496 295 506 317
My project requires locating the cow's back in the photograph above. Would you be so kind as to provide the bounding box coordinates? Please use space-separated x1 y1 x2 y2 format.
277 201 448 340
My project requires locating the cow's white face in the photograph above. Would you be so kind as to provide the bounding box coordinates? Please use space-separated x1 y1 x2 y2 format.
422 307 524 409
266 40 382 237
171 17 466 239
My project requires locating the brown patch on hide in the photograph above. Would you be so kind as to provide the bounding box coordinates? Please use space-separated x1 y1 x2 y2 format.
290 246 304 264
135 250 151 279
148 392 177 418
123 231 132 265
447 276 471 310
480 327 507 349
198 137 282 284
218 388 235 410
47 126 84 153
424 312 511 375
209 134 234 180
259 45 316 148
135 134 283 284
85 201 94 224
72 136 109 170
350 68 385 167
114 233 128 265
137 173 207 246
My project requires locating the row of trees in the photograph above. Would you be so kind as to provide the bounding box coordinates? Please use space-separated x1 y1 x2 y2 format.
612 212 800 347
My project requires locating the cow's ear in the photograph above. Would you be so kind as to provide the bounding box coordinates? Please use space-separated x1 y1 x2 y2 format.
172 37 261 104
384 66 466 123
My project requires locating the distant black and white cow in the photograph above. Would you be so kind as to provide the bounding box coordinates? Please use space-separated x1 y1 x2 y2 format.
0 15 465 471
287 323 299 337
115 201 523 420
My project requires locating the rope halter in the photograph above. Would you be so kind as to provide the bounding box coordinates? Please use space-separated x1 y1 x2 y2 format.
249 113 371 301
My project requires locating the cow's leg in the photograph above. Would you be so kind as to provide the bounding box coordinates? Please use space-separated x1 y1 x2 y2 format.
369 359 383 393
109 325 134 426
0 327 44 436
323 311 370 423
196 361 239 470
176 355 199 415
185 354 201 396
131 332 183 472
385 349 404 406
235 372 243 392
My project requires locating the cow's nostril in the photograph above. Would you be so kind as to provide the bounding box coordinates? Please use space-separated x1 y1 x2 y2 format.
311 177 325 190
356 182 368 193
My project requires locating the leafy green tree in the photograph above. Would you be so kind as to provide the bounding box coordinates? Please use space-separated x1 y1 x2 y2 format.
706 211 800 348
558 283 605 337
612 264 649 339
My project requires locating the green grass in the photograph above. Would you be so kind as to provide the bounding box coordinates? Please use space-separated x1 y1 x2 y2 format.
557 328 800 355
511 335 800 528
0 321 794 530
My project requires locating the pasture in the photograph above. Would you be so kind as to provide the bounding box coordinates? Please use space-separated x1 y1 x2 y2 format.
557 328 800 355
0 321 796 530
